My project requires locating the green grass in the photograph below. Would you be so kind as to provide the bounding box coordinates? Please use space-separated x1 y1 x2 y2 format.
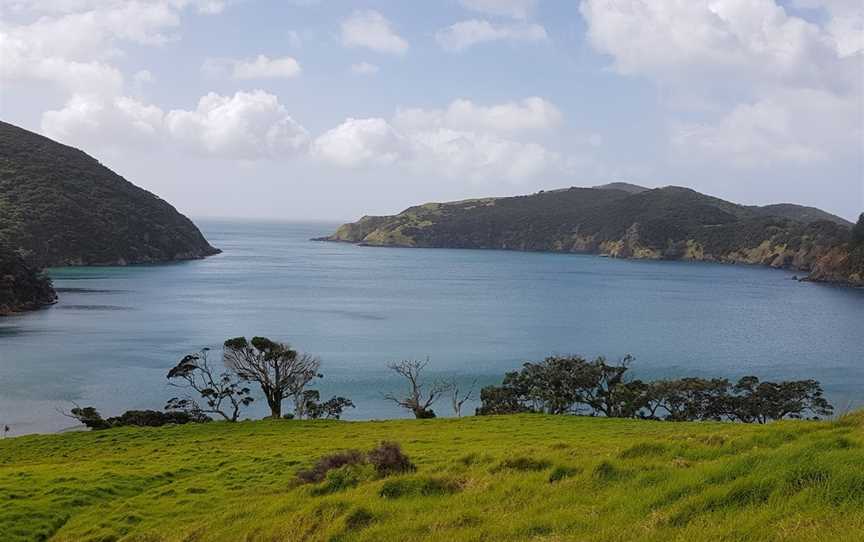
1 413 863 541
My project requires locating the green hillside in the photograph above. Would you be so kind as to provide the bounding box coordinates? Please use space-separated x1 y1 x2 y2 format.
2 413 863 541
321 187 862 286
0 121 219 268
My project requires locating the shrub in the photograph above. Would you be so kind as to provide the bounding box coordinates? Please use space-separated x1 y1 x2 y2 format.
297 450 365 484
298 442 415 486
367 442 416 476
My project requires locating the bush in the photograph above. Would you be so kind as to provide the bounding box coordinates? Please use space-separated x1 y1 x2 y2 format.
367 442 416 476
297 450 365 484
298 442 415 486
68 407 209 430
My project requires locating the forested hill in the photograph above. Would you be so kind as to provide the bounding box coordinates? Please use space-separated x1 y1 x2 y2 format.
321 185 863 286
0 244 56 315
0 121 220 268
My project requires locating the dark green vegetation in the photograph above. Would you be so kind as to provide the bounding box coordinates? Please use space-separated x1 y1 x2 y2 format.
476 355 833 423
1 413 862 541
0 121 219 268
321 185 863 286
66 407 208 431
0 243 55 315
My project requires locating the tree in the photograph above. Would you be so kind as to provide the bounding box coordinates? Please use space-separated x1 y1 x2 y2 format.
383 359 450 418
726 377 833 423
449 377 477 417
300 390 356 420
223 337 321 419
166 348 254 422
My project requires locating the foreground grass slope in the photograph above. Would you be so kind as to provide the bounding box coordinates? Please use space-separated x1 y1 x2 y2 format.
2 413 863 542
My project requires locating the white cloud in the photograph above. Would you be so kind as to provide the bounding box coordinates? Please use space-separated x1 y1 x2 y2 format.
580 0 851 88
202 55 301 79
394 97 562 134
435 20 547 52
164 91 309 159
231 55 301 79
340 10 408 55
312 97 565 182
458 0 538 20
311 118 405 167
579 0 863 169
671 89 863 167
0 0 225 96
41 90 310 160
42 94 165 148
350 62 380 75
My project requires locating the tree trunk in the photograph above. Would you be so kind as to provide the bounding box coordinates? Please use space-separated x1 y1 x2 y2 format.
266 394 281 418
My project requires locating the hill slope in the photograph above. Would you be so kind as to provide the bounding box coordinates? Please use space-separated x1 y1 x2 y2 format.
321 186 862 286
0 121 219 267
1 414 862 541
0 244 56 315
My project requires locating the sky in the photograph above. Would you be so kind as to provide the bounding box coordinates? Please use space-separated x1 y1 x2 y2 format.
1 0 862 222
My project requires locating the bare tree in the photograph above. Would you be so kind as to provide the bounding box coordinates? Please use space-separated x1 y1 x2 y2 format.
223 337 321 419
449 377 477 417
383 359 450 418
166 348 253 422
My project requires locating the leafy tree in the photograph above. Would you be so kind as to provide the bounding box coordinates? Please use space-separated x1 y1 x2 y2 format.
166 348 254 422
223 337 321 419
477 354 833 424
383 359 450 418
647 378 731 421
726 376 833 423
300 390 356 420
475 377 532 415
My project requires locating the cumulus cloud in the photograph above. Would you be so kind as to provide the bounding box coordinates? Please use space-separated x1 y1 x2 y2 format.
671 89 863 167
42 90 309 160
579 0 863 169
312 97 565 182
340 10 408 55
435 20 547 52
203 55 302 79
458 0 538 20
311 118 405 167
42 94 165 148
0 0 222 96
164 91 309 159
350 62 380 75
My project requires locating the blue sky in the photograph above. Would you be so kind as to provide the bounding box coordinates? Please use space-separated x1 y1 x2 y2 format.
1 0 861 221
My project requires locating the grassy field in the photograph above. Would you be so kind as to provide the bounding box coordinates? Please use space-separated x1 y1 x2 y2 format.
1 413 863 542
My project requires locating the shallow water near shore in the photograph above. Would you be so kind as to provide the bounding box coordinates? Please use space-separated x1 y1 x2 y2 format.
1 220 862 435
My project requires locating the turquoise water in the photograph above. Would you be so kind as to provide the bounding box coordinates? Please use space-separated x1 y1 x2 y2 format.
1 220 862 435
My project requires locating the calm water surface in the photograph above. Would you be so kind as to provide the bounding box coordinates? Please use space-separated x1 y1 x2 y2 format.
1 220 862 434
